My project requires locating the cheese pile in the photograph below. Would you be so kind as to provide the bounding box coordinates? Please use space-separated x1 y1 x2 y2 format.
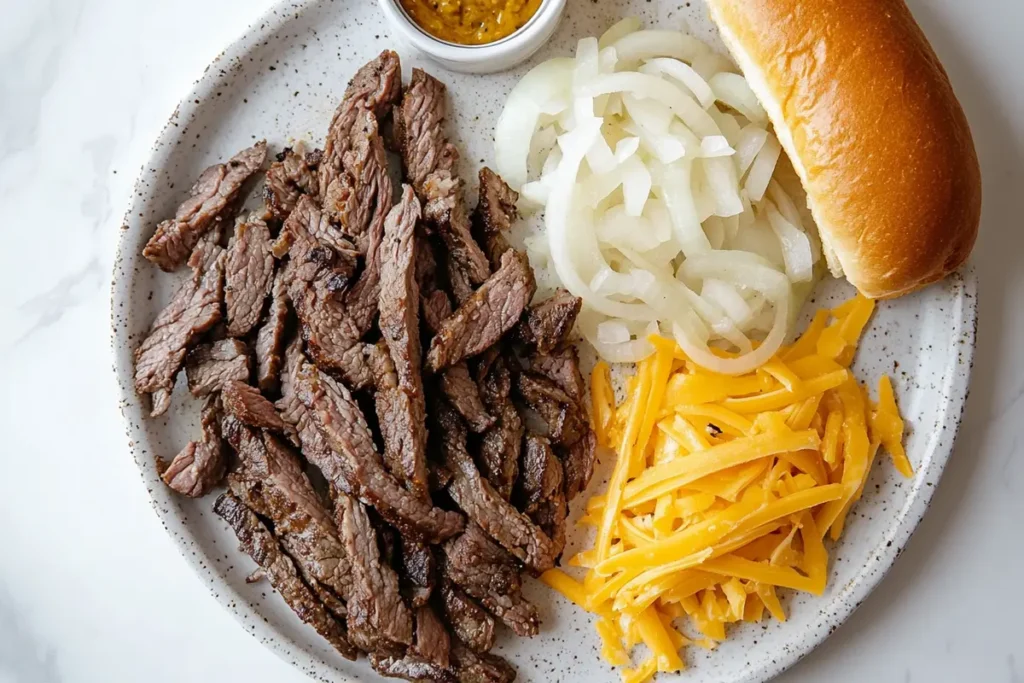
541 294 910 682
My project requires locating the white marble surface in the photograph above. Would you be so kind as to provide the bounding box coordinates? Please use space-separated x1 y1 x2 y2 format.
0 0 1021 681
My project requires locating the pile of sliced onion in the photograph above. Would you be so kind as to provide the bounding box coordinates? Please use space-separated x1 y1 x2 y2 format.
495 19 821 374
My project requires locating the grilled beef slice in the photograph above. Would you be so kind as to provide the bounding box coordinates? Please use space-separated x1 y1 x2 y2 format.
440 363 495 434
423 171 491 287
398 535 437 608
370 605 453 680
475 167 518 271
296 363 465 543
516 435 567 556
514 289 582 355
475 353 522 500
422 288 453 335
213 491 357 659
255 272 289 394
263 146 319 220
376 187 430 496
334 490 414 653
184 338 250 397
425 250 536 373
161 395 226 497
222 380 297 442
134 235 226 416
143 141 266 271
440 582 496 654
413 605 452 668
280 196 375 389
441 523 540 637
435 402 556 574
225 217 275 337
397 68 459 194
450 642 516 683
560 428 596 501
527 345 586 410
370 654 457 683
514 373 586 446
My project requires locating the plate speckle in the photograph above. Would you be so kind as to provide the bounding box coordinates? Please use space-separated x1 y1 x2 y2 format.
110 1 977 682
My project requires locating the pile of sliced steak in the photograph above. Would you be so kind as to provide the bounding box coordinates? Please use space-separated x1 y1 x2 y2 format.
134 51 596 683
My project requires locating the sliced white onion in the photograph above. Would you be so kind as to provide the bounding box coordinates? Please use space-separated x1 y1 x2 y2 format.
744 132 781 202
709 72 768 125
765 200 814 283
494 58 575 190
599 17 643 50
699 135 735 158
734 124 768 175
639 58 715 109
611 30 707 66
701 156 744 217
597 320 632 344
582 72 720 137
655 159 711 257
621 155 652 216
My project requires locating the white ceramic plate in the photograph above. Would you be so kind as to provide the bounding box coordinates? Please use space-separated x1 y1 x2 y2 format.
111 1 977 681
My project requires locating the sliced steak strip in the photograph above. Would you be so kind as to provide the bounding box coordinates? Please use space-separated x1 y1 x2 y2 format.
296 363 465 543
516 435 562 515
421 288 453 335
334 490 413 653
255 272 289 395
185 339 250 397
280 197 374 390
515 373 586 446
426 250 536 373
412 605 452 669
225 423 353 615
397 68 458 194
376 187 429 496
516 435 567 556
324 108 394 256
440 362 495 434
441 523 540 637
144 141 266 271
225 217 275 337
398 536 436 608
440 582 495 654
560 428 596 501
319 50 402 203
475 167 518 271
423 171 491 287
222 380 297 442
476 352 522 500
213 492 357 660
160 395 226 497
263 146 319 220
514 289 582 355
435 402 556 574
134 236 226 416
370 654 456 683
450 642 517 683
528 345 586 410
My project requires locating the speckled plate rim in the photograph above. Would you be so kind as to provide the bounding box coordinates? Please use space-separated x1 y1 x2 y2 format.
108 1 979 681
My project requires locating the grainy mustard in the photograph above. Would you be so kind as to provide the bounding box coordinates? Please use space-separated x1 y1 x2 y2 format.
399 0 542 46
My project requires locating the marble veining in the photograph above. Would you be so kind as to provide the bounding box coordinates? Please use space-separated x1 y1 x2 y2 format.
1 0 1022 682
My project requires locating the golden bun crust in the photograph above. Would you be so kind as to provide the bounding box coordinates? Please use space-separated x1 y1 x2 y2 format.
706 0 980 298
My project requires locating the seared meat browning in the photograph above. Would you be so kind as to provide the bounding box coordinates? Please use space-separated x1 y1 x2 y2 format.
161 395 226 497
426 250 536 372
134 235 226 416
475 168 518 271
296 363 465 543
263 146 319 220
221 380 296 441
516 435 567 556
422 289 453 335
225 217 275 337
213 491 357 660
440 363 495 434
225 423 352 618
144 141 266 271
423 172 491 287
398 536 437 607
450 642 516 683
515 289 582 355
376 187 430 496
528 345 586 410
560 429 596 502
335 490 414 653
397 69 458 194
441 523 540 637
435 402 556 574
185 339 250 397
515 373 586 446
440 582 495 654
255 272 289 394
476 352 522 500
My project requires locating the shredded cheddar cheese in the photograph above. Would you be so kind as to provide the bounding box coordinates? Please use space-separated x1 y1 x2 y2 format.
540 295 912 682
